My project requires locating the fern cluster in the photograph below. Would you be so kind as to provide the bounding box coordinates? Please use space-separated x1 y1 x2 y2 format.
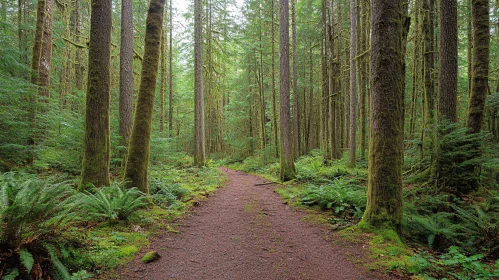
299 178 366 219
0 172 81 279
149 178 189 209
78 181 148 223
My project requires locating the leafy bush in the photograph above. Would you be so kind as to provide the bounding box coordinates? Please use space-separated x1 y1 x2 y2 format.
453 203 499 257
408 247 499 280
79 181 148 223
149 178 189 209
0 172 79 279
403 212 465 249
299 178 366 219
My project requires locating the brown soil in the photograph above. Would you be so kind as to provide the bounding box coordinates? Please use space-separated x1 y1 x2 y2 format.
120 168 397 280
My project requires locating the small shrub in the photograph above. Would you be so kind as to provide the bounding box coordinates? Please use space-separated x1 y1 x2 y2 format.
79 181 148 223
149 178 189 209
299 178 366 219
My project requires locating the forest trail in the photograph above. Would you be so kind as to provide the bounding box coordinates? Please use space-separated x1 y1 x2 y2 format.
120 169 394 280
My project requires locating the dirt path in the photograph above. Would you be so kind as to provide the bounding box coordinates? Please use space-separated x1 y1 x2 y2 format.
120 168 394 280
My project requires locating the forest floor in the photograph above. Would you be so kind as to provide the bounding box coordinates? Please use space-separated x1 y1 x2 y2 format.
119 168 397 280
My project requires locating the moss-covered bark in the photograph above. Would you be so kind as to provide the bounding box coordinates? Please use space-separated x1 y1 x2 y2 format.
467 0 490 134
279 0 296 182
361 0 408 234
80 0 112 188
30 0 45 85
38 0 53 99
119 0 134 150
193 0 206 167
124 0 165 193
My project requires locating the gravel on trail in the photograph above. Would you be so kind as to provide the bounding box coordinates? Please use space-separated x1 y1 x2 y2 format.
120 168 396 280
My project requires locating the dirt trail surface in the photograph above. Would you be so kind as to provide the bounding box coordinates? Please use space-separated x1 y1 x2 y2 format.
121 168 394 280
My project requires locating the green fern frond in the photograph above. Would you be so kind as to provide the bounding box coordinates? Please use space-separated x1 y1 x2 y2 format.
19 249 34 273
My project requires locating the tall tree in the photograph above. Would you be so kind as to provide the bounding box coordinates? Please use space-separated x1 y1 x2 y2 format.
31 0 46 85
279 0 296 181
348 0 357 167
291 0 300 158
194 0 206 166
124 0 165 192
38 0 54 99
119 0 134 149
361 0 409 234
439 0 458 122
168 0 173 136
467 0 490 133
81 0 112 188
271 0 279 158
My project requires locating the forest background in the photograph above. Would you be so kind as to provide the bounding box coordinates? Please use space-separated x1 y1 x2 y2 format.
1 0 499 279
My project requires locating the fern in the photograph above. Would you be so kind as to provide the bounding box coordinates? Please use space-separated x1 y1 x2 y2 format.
79 181 148 222
19 249 34 273
403 212 466 248
0 173 78 279
45 244 71 280
2 268 19 280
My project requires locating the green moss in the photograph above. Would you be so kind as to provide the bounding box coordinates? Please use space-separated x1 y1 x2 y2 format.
120 246 139 257
141 251 161 264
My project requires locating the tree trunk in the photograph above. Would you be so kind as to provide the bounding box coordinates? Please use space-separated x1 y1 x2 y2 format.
321 0 330 159
120 0 134 148
31 0 46 85
38 0 54 100
81 0 112 188
74 0 83 90
467 0 490 133
279 0 296 181
160 26 166 133
168 0 173 136
439 0 458 122
124 0 165 193
194 0 206 166
291 0 299 158
348 0 357 167
361 0 409 234
271 0 279 158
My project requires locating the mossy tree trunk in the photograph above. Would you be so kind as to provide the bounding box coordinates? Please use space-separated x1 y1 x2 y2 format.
291 0 300 158
194 0 206 167
279 0 296 182
168 0 173 137
124 0 165 193
271 0 279 159
119 0 134 150
361 0 409 234
31 0 45 86
467 0 490 134
38 0 53 100
439 0 457 122
81 0 112 188
321 0 329 160
348 0 357 168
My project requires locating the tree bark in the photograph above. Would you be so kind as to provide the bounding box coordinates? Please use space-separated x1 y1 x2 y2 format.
194 0 206 166
348 0 357 167
31 0 46 85
81 0 112 188
439 0 458 122
467 0 490 133
291 0 300 158
168 0 173 136
271 0 279 158
120 0 134 148
279 0 296 181
124 0 165 193
38 0 54 100
361 0 408 234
